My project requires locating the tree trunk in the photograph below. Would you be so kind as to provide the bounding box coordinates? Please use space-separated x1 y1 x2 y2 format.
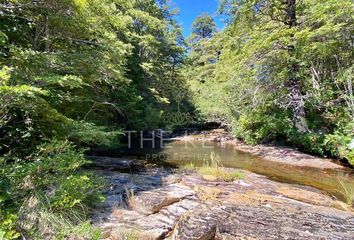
284 0 309 133
44 15 50 52
33 19 41 50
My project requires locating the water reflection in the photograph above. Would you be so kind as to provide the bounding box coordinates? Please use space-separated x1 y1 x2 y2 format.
156 141 354 202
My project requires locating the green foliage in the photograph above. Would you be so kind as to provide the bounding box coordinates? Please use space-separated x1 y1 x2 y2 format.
0 140 104 238
0 0 188 156
69 122 123 147
54 221 101 240
0 31 8 47
2 0 353 237
0 214 20 240
287 132 326 156
336 177 354 206
185 15 224 124
325 121 354 165
178 162 196 172
1 0 189 237
186 0 354 166
190 14 217 41
232 107 292 145
19 197 102 240
51 174 105 211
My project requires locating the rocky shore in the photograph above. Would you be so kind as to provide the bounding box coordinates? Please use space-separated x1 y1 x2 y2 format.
91 158 354 240
175 129 346 169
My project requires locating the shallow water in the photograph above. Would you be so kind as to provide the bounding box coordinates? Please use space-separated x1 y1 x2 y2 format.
146 140 354 202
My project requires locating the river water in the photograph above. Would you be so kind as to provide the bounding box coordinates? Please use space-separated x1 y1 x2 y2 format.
139 140 354 203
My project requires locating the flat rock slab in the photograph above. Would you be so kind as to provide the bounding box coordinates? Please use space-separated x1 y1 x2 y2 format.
181 172 349 211
171 203 354 240
171 205 221 240
94 171 200 239
93 169 354 240
132 183 196 214
98 198 199 239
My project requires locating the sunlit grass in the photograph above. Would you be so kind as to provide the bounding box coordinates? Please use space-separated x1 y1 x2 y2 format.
179 152 244 182
178 162 196 172
336 177 354 207
18 195 101 240
198 166 244 182
110 227 143 240
125 187 138 210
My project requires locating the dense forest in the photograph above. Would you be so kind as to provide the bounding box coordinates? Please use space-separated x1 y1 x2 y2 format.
187 0 353 162
0 0 189 238
0 0 353 239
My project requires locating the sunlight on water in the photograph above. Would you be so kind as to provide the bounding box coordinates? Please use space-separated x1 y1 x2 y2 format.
153 141 354 203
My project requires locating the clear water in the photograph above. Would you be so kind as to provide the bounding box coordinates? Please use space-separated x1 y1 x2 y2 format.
146 140 354 202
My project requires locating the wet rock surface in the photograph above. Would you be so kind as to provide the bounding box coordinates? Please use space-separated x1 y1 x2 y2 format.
92 161 354 240
86 156 143 171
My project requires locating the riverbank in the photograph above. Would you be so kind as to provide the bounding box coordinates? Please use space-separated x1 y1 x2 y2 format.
91 158 354 239
175 129 346 169
89 129 354 239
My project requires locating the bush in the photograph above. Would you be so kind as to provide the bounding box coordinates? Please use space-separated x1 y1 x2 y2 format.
287 132 326 156
0 213 20 240
232 108 292 145
325 121 354 166
0 140 104 238
51 174 105 212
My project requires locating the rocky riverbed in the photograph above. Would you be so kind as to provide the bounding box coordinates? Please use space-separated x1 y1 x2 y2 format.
91 157 354 240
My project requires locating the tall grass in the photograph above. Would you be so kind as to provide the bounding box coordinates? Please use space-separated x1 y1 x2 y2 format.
17 194 101 240
336 177 354 207
1 141 106 239
179 152 244 182
178 162 196 172
110 227 143 240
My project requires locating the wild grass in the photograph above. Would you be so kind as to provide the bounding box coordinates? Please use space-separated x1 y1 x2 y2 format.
178 162 196 172
198 167 244 182
125 187 138 210
336 177 354 207
179 152 244 182
109 227 144 240
17 194 101 240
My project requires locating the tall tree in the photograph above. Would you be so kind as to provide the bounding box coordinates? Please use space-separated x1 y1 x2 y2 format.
189 0 354 158
0 0 188 237
190 13 217 41
186 14 227 123
284 0 309 132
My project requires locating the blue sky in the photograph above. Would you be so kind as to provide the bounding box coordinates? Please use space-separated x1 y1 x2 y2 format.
172 0 224 37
